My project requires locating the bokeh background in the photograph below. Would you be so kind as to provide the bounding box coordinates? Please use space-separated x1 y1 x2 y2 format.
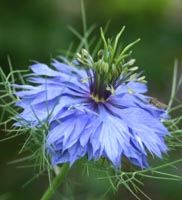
0 0 182 199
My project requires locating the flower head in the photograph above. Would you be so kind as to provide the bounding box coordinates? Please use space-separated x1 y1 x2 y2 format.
13 28 169 169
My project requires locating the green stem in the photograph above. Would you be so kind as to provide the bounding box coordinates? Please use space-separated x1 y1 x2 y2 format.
167 60 178 113
41 163 70 200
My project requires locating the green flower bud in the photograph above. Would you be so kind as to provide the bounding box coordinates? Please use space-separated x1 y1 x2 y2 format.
121 68 129 76
97 49 104 59
127 59 136 66
103 62 109 73
111 63 118 76
137 76 146 82
128 73 138 80
129 66 139 72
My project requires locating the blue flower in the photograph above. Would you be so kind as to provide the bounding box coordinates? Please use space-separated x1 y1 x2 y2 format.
13 30 169 170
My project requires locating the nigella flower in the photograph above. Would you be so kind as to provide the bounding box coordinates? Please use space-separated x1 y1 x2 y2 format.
13 28 169 170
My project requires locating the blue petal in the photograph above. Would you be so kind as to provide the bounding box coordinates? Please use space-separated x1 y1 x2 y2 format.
30 63 61 76
115 81 148 95
52 59 87 78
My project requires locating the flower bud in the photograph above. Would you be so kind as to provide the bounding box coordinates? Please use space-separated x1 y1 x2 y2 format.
103 62 109 73
128 59 136 66
111 63 118 76
129 66 139 72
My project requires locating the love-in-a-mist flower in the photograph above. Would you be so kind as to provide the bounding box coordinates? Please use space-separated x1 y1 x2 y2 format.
13 28 169 170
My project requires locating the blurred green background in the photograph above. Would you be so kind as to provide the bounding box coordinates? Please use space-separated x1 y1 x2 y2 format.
0 0 182 199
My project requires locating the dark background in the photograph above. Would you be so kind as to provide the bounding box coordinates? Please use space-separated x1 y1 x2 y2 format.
0 0 182 199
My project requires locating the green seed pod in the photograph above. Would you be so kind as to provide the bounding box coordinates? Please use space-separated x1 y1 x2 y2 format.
103 62 109 73
97 59 105 74
111 63 118 76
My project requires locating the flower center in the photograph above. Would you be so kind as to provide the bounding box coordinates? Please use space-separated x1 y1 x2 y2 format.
76 27 146 102
90 94 105 103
